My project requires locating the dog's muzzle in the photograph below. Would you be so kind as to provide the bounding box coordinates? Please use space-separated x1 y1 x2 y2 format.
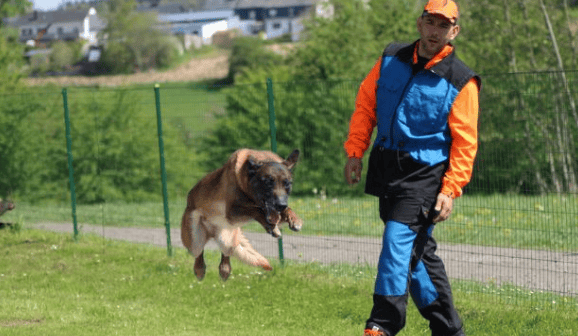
274 195 288 212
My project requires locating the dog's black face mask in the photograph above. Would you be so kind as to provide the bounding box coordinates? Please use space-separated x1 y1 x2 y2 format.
247 150 299 224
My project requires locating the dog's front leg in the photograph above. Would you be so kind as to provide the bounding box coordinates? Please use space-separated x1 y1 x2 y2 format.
254 214 282 238
281 207 303 232
240 207 281 238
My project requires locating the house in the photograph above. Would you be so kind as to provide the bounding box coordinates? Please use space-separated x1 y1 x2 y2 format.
9 7 106 46
138 0 331 43
155 10 243 45
233 0 328 41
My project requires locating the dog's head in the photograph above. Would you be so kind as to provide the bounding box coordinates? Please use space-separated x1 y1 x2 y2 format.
247 149 299 223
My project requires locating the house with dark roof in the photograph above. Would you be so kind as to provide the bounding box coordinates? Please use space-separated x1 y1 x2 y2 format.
233 0 329 41
156 9 242 44
9 7 106 46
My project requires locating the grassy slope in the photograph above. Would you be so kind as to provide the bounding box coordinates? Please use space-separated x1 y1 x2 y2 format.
0 229 577 336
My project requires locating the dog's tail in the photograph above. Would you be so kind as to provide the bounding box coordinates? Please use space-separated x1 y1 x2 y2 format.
232 232 272 271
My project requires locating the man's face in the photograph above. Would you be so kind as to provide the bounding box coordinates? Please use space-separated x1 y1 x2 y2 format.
417 14 460 58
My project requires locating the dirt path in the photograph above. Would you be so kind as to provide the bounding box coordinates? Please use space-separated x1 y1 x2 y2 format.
24 54 229 87
33 222 578 297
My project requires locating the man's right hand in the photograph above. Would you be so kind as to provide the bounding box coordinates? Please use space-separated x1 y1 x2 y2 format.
344 157 362 185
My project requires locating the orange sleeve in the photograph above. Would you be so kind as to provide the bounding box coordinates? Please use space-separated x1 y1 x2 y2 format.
440 78 480 198
344 59 381 159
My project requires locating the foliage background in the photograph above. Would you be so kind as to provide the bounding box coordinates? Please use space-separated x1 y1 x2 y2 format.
1 0 578 202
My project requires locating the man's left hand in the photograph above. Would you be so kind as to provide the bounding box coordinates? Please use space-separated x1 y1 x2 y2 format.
433 193 453 223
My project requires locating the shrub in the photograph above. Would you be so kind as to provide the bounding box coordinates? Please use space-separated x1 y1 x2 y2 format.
226 36 283 83
49 41 75 72
0 88 195 204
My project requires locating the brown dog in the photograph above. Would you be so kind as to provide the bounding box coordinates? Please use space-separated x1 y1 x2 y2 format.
181 148 302 281
0 199 14 217
0 199 15 229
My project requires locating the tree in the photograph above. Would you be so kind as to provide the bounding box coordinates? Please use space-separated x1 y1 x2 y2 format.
290 0 418 81
0 0 32 27
99 0 179 73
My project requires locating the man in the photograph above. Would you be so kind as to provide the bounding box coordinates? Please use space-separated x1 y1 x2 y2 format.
343 1 480 335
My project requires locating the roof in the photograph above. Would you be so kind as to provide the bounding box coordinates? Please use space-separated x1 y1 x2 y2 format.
158 9 235 22
136 1 193 14
10 9 92 27
201 0 240 10
235 0 316 8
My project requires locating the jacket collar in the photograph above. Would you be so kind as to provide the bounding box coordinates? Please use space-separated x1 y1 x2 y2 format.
413 41 454 70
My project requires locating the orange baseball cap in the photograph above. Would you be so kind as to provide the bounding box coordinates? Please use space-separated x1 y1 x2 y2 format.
423 0 459 24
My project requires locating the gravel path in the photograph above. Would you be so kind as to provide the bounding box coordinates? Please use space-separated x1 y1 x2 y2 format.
34 222 578 297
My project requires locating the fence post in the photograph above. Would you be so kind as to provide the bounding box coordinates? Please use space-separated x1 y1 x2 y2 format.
154 84 173 257
62 88 79 241
266 78 285 265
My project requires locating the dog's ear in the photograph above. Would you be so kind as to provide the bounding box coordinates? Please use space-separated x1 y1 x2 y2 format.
247 156 263 178
283 149 300 172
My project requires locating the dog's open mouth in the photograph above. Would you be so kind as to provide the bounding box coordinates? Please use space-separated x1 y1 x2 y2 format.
263 204 282 237
264 204 281 225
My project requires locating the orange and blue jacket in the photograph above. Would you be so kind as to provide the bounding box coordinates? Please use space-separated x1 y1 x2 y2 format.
344 41 480 198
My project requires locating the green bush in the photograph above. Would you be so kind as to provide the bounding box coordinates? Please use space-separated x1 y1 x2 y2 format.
29 53 50 74
49 41 75 72
0 88 195 204
226 36 283 83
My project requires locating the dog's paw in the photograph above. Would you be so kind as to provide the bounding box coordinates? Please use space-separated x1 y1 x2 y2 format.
283 209 303 232
219 262 232 281
194 262 206 281
258 260 273 271
270 226 282 238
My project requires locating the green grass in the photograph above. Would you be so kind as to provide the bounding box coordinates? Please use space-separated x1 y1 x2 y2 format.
4 193 577 252
0 228 576 335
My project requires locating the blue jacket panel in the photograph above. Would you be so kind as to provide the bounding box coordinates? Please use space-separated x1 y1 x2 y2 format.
374 47 460 166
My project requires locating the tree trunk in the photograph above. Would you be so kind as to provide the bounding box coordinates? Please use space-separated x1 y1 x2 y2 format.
519 0 538 69
540 0 578 193
502 0 517 72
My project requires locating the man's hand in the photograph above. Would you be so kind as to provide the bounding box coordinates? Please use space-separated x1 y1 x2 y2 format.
433 193 453 223
344 157 362 185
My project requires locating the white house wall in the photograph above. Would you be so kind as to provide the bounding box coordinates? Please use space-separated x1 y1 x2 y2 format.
201 20 229 44
290 16 304 42
264 18 290 40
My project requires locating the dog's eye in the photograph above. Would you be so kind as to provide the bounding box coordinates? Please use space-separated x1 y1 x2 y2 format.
262 176 274 186
284 179 292 189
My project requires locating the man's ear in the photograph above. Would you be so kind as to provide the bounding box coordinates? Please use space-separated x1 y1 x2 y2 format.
449 24 460 41
283 149 300 172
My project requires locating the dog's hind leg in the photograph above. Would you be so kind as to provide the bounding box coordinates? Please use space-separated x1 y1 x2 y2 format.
219 254 231 281
230 231 272 271
181 209 209 280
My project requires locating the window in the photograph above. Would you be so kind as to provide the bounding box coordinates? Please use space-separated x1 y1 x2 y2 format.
273 23 281 29
57 27 63 36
